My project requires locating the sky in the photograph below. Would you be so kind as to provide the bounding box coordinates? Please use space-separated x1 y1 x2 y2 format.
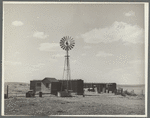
3 2 148 85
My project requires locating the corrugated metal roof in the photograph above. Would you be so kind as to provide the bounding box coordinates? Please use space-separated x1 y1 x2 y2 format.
42 77 59 82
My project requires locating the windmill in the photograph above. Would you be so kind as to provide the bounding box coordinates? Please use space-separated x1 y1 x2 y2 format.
60 36 75 92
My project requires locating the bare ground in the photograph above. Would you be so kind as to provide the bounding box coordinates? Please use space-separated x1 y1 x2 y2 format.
4 92 145 116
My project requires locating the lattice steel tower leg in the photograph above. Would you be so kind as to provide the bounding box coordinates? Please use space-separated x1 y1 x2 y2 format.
60 36 75 92
62 50 71 91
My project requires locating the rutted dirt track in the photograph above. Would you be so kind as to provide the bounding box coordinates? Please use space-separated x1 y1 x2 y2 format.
4 92 145 116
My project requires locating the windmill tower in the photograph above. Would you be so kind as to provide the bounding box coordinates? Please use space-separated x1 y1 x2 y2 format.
60 36 75 92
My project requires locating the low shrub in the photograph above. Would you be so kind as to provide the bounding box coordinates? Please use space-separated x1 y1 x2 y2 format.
123 90 137 96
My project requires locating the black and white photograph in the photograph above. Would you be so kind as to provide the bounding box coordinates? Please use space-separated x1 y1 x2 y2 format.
2 2 148 116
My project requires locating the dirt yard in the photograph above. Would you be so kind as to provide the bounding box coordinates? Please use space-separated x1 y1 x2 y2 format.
4 91 145 116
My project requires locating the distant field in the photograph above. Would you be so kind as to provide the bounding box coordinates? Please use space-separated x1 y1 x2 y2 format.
4 82 30 97
117 85 145 95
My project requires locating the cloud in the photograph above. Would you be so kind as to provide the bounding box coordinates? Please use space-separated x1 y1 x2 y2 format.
81 53 86 56
15 51 20 55
24 63 45 73
33 31 49 39
12 21 24 26
51 54 64 58
125 11 135 17
80 21 144 44
71 60 77 63
32 63 45 68
5 61 22 65
83 46 91 49
39 43 60 51
96 51 113 57
105 66 145 85
129 60 144 65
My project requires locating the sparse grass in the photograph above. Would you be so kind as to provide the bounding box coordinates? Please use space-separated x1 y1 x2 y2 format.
4 92 145 116
4 82 145 116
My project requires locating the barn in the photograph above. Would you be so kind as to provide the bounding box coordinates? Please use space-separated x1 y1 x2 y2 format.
30 77 61 95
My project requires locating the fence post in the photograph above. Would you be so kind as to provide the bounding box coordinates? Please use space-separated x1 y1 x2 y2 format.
39 92 42 97
7 85 8 98
141 89 143 95
121 88 123 94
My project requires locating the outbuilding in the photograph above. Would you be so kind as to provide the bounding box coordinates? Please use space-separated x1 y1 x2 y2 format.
84 83 117 93
30 77 61 95
59 79 84 95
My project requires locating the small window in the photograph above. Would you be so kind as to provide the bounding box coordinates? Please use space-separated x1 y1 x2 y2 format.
37 83 41 87
46 83 49 88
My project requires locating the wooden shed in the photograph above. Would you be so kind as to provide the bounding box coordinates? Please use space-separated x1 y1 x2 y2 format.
30 77 61 95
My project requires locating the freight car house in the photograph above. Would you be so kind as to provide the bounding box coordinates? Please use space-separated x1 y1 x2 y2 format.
84 83 116 93
59 79 84 95
30 77 61 95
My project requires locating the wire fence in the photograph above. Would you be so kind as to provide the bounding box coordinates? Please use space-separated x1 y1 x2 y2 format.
5 93 26 98
5 92 57 99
